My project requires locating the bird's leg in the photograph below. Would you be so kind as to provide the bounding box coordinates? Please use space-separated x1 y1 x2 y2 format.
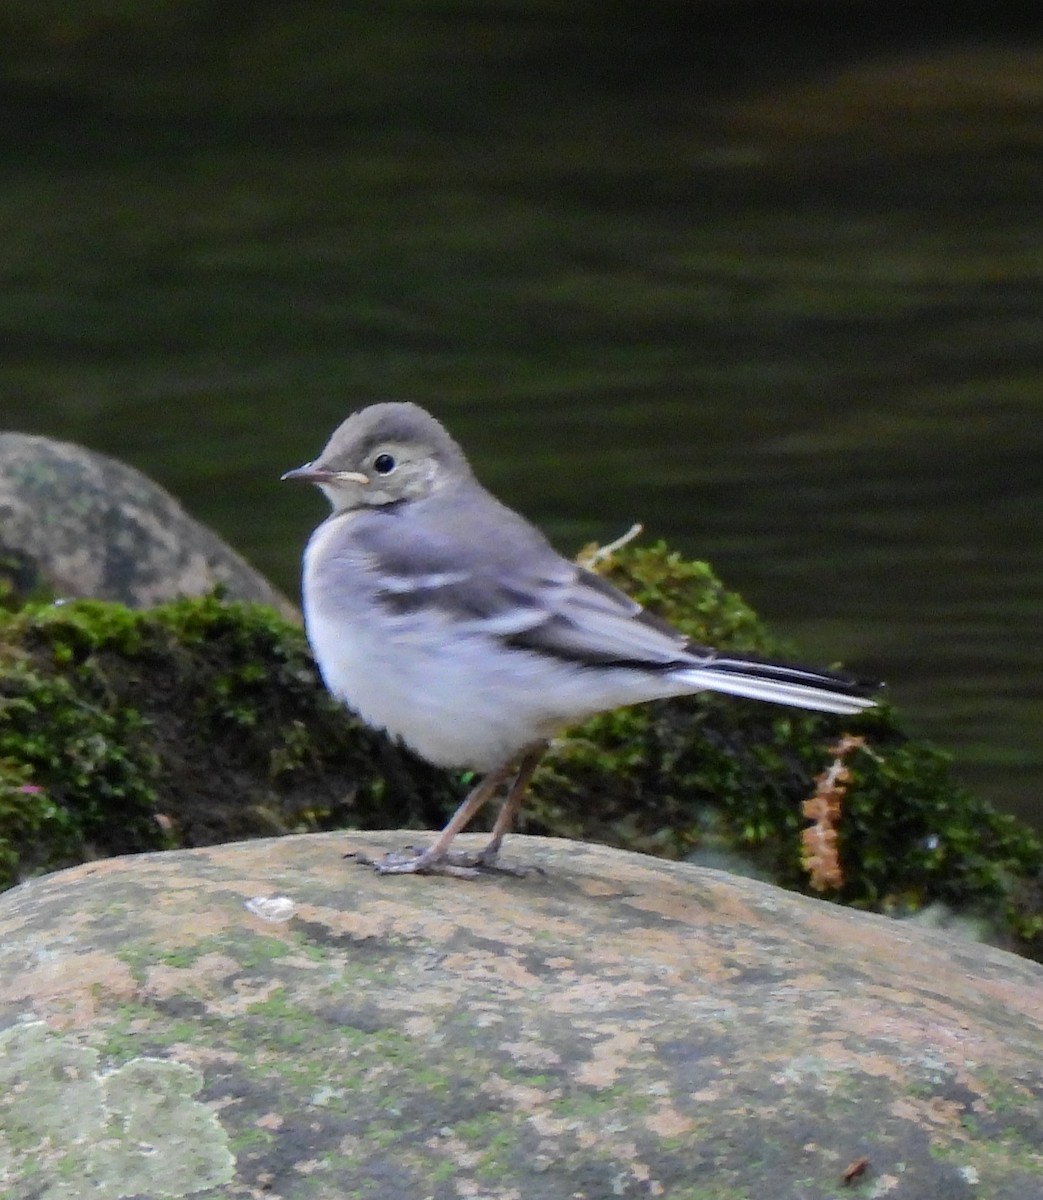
463 742 547 868
354 757 517 876
353 742 547 877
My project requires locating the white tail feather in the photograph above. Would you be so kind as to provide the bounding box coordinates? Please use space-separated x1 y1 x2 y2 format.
676 667 877 716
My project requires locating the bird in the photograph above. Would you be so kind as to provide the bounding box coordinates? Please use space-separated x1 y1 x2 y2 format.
282 402 878 877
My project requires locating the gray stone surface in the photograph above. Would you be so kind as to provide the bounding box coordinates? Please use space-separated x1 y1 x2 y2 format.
1 833 1041 1200
0 432 295 615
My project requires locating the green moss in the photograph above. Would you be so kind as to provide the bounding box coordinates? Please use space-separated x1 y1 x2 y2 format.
0 591 446 889
526 541 1043 960
0 647 163 879
589 542 782 654
0 549 52 613
0 549 1040 962
554 1089 650 1121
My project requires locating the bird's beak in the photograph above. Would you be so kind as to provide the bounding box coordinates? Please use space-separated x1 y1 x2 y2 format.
280 463 318 482
280 463 369 485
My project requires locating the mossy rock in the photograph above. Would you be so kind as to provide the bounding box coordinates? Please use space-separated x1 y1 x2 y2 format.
0 543 1040 961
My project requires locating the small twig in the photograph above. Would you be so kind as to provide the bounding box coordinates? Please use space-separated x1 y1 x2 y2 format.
578 523 644 569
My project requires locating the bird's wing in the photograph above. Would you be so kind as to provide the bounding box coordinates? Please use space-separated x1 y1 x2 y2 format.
349 483 700 667
507 564 701 667
347 483 876 708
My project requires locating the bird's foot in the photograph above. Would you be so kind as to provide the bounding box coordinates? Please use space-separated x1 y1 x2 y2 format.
348 845 479 878
441 847 543 878
347 845 539 879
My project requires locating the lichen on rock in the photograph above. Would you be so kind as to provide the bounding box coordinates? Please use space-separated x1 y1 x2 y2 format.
0 1022 235 1199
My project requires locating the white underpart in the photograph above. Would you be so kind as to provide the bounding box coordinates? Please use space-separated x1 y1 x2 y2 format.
302 514 871 771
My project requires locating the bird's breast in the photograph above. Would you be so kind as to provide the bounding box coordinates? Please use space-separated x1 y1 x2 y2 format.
299 517 537 768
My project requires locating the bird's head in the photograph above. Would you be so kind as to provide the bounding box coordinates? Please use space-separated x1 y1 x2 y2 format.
281 402 472 513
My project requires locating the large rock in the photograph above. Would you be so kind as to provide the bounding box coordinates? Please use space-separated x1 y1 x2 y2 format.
0 432 295 616
1 834 1040 1200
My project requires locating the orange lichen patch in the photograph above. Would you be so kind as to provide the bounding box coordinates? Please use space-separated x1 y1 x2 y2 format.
814 1043 907 1085
423 1131 483 1170
292 899 455 943
527 1109 569 1140
771 969 835 996
481 1073 561 1113
645 1104 694 1138
793 900 1043 1025
541 977 663 1017
402 1014 438 1038
834 993 1018 1074
500 1038 563 1070
455 1182 524 1200
890 1096 976 1139
437 950 546 992
871 1175 902 1195
166 1043 243 1071
489 954 551 990
0 950 137 1029
576 876 626 898
128 911 242 956
143 953 240 1002
208 976 286 1017
54 857 146 884
574 1028 649 1088
442 900 587 945
622 1153 659 1191
622 886 724 925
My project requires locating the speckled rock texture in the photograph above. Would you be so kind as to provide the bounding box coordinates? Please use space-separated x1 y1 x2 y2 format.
0 432 295 615
1 833 1040 1200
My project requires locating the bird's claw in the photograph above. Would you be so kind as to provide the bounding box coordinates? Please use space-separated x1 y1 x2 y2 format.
347 845 540 879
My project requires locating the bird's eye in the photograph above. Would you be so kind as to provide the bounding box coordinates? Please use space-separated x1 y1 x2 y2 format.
372 453 396 475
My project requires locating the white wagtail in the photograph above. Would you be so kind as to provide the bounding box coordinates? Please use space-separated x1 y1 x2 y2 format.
283 403 878 877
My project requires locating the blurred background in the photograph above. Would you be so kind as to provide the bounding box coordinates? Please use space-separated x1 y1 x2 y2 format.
1 2 1040 827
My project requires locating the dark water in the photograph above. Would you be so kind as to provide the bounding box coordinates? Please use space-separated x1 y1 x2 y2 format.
1 10 1040 826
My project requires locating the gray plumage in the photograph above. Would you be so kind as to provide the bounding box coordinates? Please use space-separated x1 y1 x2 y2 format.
284 402 878 876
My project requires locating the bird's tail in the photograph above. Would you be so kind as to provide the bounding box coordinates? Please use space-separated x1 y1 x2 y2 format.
677 654 880 716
